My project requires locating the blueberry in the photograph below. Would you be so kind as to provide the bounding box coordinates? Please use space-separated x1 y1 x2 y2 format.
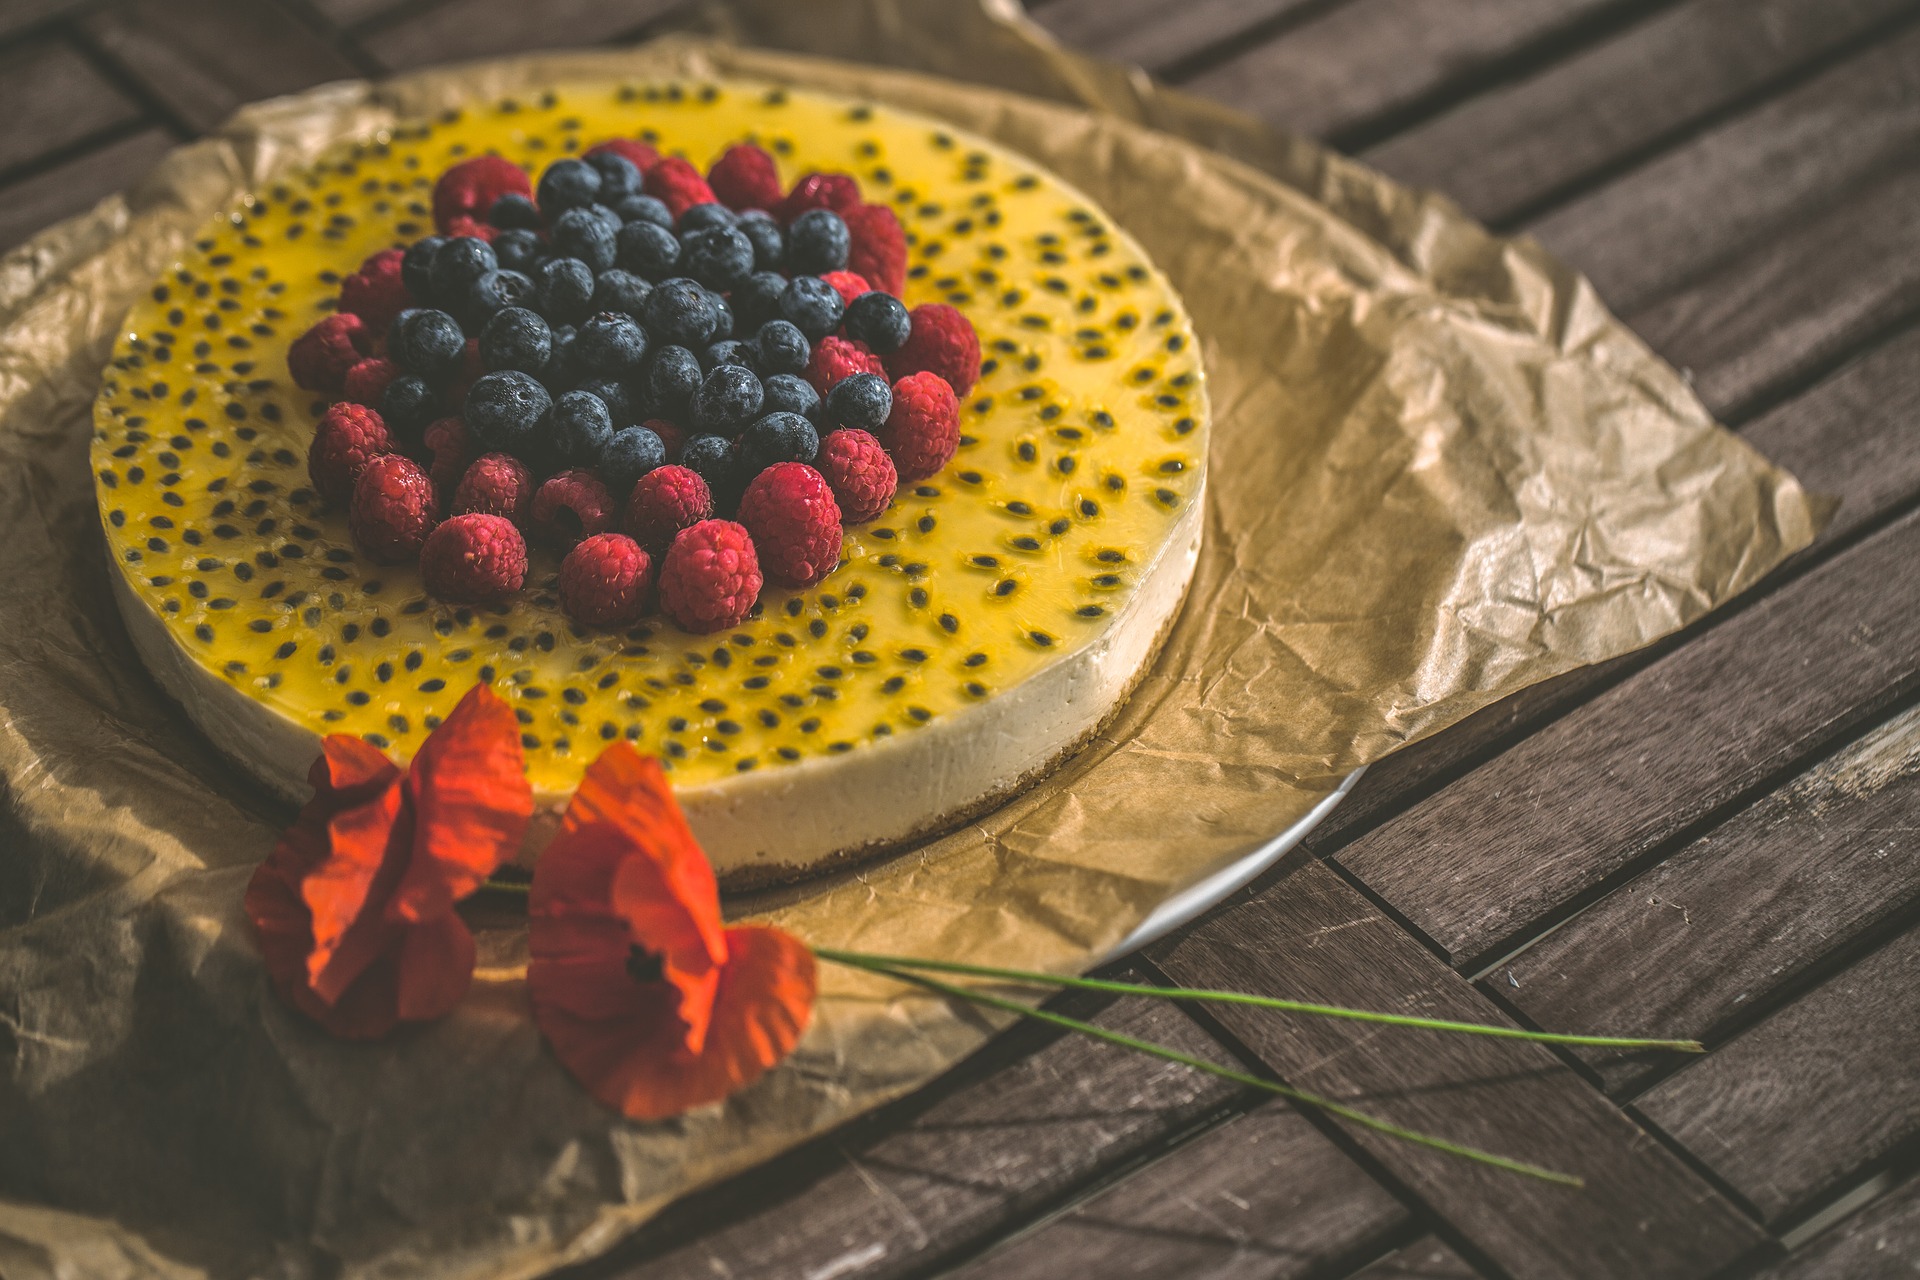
592 268 652 317
395 309 466 380
785 208 850 275
463 269 536 325
754 319 810 376
536 257 597 326
677 202 738 232
537 158 601 217
491 227 545 274
549 206 617 273
544 325 579 392
731 271 788 331
761 372 820 420
479 306 551 374
600 426 665 495
576 376 635 428
843 291 912 354
703 339 755 373
466 370 552 454
708 289 734 341
692 364 764 434
551 389 615 467
488 193 541 230
738 411 819 473
823 371 891 433
644 345 703 420
778 275 845 340
585 150 643 201
736 211 783 270
401 235 446 301
429 236 497 308
616 220 681 280
679 434 738 499
381 375 439 448
680 225 755 291
642 278 718 349
575 311 649 377
615 194 673 228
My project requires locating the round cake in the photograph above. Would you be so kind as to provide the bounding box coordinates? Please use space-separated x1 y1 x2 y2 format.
91 78 1208 884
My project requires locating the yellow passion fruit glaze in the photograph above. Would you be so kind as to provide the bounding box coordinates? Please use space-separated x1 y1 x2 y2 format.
93 80 1207 833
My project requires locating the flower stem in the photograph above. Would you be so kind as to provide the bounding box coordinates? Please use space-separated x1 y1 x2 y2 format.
814 948 1701 1054
827 954 1582 1187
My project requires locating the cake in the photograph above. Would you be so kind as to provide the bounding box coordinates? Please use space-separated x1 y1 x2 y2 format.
92 78 1208 884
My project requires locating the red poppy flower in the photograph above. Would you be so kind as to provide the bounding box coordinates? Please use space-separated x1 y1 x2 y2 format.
245 685 531 1038
528 745 816 1119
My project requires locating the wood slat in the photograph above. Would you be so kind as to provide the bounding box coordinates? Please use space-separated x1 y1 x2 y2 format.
1347 1237 1483 1279
1528 21 1920 313
0 127 176 255
1753 1177 1920 1278
1364 0 1919 227
592 994 1242 1279
1152 861 1766 1280
1025 0 1312 77
1636 923 1920 1224
1498 702 1920 1094
947 1103 1408 1280
80 0 363 135
0 37 144 175
1182 0 1634 143
1339 504 1920 967
360 0 686 71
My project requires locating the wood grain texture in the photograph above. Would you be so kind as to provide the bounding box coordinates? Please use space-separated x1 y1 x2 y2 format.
1025 0 1315 76
1364 0 1920 226
1753 1176 1920 1278
0 127 175 255
589 995 1245 1280
361 0 687 71
1348 1237 1484 1279
1152 862 1766 1279
1529 21 1920 312
946 1103 1407 1280
1338 505 1920 966
0 37 143 175
1637 924 1920 1223
1499 701 1920 1094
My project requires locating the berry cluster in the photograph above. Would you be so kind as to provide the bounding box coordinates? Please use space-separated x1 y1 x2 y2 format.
292 141 980 634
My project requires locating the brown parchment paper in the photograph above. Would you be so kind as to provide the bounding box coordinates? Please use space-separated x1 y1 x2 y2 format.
0 4 1817 1277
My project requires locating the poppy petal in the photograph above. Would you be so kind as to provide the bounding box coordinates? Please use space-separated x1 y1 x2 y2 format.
393 913 476 1022
395 685 531 922
299 741 408 1000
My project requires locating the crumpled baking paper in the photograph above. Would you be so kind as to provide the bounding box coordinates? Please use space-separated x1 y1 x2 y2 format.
0 3 1816 1277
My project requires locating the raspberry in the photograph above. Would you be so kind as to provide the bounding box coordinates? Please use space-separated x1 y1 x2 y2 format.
775 171 861 225
738 463 843 589
530 468 616 550
341 356 400 408
644 156 718 221
338 249 410 332
452 452 536 525
878 371 960 482
803 334 884 396
586 138 661 174
308 402 394 504
432 155 531 234
819 270 872 306
707 143 782 211
442 214 498 243
623 463 712 549
288 313 370 393
420 514 527 603
421 416 474 498
884 303 980 397
349 454 438 564
658 520 761 633
647 418 687 462
559 533 654 627
843 203 907 296
815 428 897 524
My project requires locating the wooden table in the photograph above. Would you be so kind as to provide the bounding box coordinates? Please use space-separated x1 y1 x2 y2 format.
10 1 1918 1275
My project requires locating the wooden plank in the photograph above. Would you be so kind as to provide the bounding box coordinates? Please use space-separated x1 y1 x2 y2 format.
1498 701 1920 1094
0 128 176 255
1753 1176 1920 1278
946 1103 1408 1280
0 37 143 175
79 0 363 135
1637 923 1920 1223
1528 21 1920 313
594 994 1242 1280
1152 861 1767 1280
1338 504 1920 967
1364 0 1920 226
360 0 686 71
1182 0 1633 143
1025 0 1315 77
1348 1237 1483 1279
